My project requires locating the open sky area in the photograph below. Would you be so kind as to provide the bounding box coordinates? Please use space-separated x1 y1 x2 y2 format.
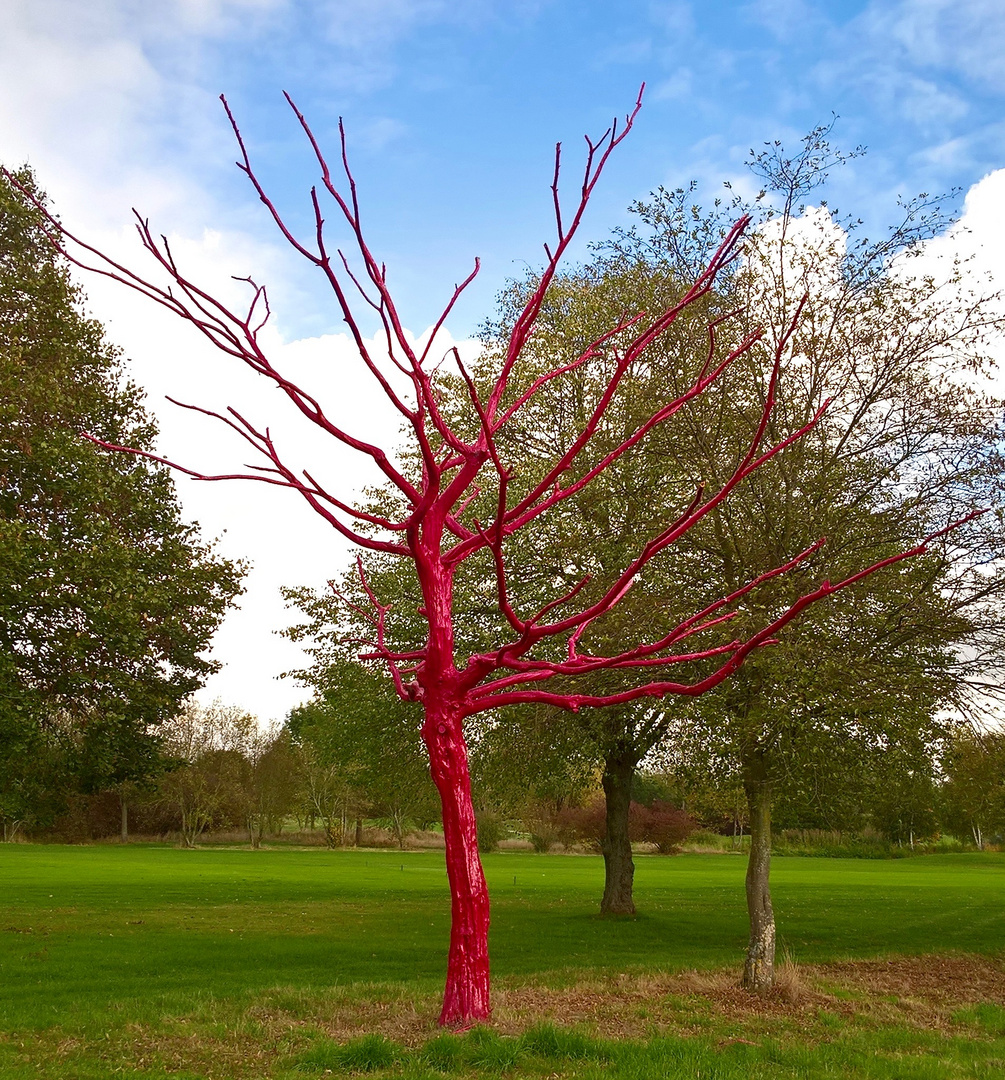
2 0 1004 724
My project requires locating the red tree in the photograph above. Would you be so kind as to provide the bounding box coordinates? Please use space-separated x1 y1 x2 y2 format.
7 90 976 1027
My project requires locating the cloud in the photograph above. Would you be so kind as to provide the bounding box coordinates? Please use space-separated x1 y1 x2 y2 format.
0 0 493 722
914 168 1005 300
647 1 695 37
853 0 1005 93
651 69 694 102
81 226 479 722
893 169 1005 385
742 0 825 41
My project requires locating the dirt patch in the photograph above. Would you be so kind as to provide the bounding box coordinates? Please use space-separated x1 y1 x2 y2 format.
813 954 1005 1030
237 953 1004 1049
823 954 1005 1005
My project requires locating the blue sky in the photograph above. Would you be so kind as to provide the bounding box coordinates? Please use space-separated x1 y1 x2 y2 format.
2 0 1004 720
6 1 1005 335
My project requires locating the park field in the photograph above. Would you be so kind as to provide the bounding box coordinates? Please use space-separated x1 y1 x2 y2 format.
0 845 1003 1078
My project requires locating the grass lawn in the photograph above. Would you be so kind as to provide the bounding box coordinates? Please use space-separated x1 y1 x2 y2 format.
0 845 1003 1078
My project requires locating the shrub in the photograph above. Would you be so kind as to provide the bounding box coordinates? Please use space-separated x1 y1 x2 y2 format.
553 800 606 849
635 800 697 854
548 798 695 853
528 825 559 852
476 811 505 853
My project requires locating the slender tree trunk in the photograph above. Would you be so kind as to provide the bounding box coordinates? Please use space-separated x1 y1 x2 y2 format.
742 751 775 992
600 750 637 915
422 702 490 1028
355 816 363 847
120 798 128 843
323 818 338 848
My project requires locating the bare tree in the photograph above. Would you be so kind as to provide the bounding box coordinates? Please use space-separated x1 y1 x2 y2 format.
5 91 977 1026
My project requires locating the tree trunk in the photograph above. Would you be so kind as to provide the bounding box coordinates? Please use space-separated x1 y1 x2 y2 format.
600 750 637 916
422 703 490 1028
120 797 128 843
742 752 775 992
355 816 363 847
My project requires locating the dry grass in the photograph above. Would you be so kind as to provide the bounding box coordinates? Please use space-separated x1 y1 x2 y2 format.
229 953 1005 1048
11 953 1004 1079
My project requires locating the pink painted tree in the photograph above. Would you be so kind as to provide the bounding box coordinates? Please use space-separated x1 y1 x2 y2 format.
8 91 975 1028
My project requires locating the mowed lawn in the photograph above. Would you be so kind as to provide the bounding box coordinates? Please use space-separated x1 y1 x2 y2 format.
0 845 1003 1078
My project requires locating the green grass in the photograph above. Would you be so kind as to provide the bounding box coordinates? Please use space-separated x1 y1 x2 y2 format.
0 845 1003 1078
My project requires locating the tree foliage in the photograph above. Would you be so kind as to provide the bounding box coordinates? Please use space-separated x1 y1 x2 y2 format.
0 168 243 833
285 654 438 848
452 125 1005 978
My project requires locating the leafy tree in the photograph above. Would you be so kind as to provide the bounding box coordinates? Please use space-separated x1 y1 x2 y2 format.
242 730 299 848
940 726 1005 849
0 167 243 835
156 699 257 846
285 653 438 848
465 124 1004 986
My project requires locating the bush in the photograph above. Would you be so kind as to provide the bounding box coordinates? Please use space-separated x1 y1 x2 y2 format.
553 800 606 849
544 798 696 853
635 800 697 854
528 825 559 852
476 811 505 853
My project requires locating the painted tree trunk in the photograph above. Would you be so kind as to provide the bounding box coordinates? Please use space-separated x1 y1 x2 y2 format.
742 753 775 992
601 751 637 915
422 705 491 1027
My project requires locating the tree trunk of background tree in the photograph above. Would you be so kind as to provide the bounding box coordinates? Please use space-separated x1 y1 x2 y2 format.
355 816 363 847
120 797 128 843
422 704 490 1028
742 749 775 992
601 750 638 915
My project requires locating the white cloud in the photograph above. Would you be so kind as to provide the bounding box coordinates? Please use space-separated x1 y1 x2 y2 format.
742 0 823 41
647 1 695 37
82 228 479 723
855 0 1005 93
905 169 1005 375
651 69 693 103
0 0 488 723
867 0 1005 89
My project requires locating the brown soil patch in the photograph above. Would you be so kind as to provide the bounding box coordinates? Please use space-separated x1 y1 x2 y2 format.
824 954 1005 1005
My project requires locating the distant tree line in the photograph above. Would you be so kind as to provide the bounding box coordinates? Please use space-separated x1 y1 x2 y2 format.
13 679 1004 865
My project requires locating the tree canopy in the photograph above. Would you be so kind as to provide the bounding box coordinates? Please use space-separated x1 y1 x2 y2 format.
0 167 244 832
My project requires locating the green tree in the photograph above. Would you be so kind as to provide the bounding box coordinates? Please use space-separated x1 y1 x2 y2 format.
463 127 1004 981
940 726 1005 849
285 653 438 848
0 167 243 834
156 699 257 846
242 730 299 848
